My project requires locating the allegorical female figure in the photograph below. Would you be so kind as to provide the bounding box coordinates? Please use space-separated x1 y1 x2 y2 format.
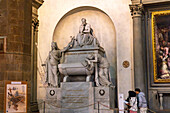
44 42 61 87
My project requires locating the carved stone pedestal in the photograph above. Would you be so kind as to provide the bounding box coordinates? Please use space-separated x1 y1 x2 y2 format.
38 82 115 113
60 82 93 113
94 87 115 110
38 88 61 113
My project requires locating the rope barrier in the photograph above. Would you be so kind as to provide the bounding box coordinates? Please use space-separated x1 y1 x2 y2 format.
98 102 125 111
30 101 44 107
99 102 157 112
98 102 110 108
147 108 156 113
31 100 157 113
41 101 125 112
45 101 96 109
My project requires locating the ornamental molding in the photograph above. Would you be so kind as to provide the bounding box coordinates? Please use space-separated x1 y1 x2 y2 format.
32 17 39 32
32 0 44 9
129 4 144 17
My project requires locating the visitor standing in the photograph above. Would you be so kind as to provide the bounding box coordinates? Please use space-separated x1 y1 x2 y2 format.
125 91 138 113
135 88 147 113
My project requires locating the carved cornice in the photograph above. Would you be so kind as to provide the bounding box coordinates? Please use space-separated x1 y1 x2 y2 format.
32 0 44 9
129 4 144 17
32 17 39 32
131 0 141 4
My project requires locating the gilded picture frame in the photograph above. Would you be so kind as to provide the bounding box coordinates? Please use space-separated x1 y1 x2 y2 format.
4 81 27 113
152 10 170 83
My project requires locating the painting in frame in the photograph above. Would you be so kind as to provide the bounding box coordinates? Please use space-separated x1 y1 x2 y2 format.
4 81 27 113
152 10 170 83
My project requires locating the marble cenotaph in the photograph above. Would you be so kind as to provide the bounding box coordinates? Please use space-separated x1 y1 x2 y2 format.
41 18 115 113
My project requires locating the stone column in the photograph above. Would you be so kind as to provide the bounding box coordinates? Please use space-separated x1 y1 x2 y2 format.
129 4 146 92
31 17 39 112
31 0 43 112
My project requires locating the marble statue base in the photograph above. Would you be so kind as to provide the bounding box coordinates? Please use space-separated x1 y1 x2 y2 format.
39 82 115 113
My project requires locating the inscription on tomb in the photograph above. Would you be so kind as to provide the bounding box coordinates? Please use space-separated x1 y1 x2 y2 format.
61 82 90 113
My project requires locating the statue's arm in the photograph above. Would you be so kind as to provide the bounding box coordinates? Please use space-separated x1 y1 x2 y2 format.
61 36 75 52
61 47 69 53
79 25 84 33
54 56 61 61
51 52 61 61
88 59 97 63
83 24 91 33
85 59 91 64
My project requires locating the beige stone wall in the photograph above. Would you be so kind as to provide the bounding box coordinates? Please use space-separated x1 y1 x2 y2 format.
38 0 133 101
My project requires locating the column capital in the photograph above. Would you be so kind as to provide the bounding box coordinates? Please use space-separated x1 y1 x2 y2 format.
32 17 39 32
129 4 144 17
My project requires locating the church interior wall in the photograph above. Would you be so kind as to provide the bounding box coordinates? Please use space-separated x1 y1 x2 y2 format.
0 0 32 112
0 0 170 112
38 0 133 103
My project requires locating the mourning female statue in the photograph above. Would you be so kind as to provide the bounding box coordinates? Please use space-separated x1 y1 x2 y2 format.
83 54 113 87
44 42 61 87
75 18 99 47
97 54 113 87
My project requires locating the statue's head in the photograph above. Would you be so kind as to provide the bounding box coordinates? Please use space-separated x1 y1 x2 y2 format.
81 18 86 25
51 42 58 50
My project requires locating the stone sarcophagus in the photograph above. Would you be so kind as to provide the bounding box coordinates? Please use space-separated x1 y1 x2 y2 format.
58 47 105 82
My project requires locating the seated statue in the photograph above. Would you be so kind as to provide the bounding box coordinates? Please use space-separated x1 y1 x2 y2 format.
75 18 99 47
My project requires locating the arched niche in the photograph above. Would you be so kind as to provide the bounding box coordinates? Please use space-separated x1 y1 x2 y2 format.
53 6 117 84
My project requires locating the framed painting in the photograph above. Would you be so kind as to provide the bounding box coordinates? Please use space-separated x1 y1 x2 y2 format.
4 81 27 113
151 10 170 83
0 36 6 53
